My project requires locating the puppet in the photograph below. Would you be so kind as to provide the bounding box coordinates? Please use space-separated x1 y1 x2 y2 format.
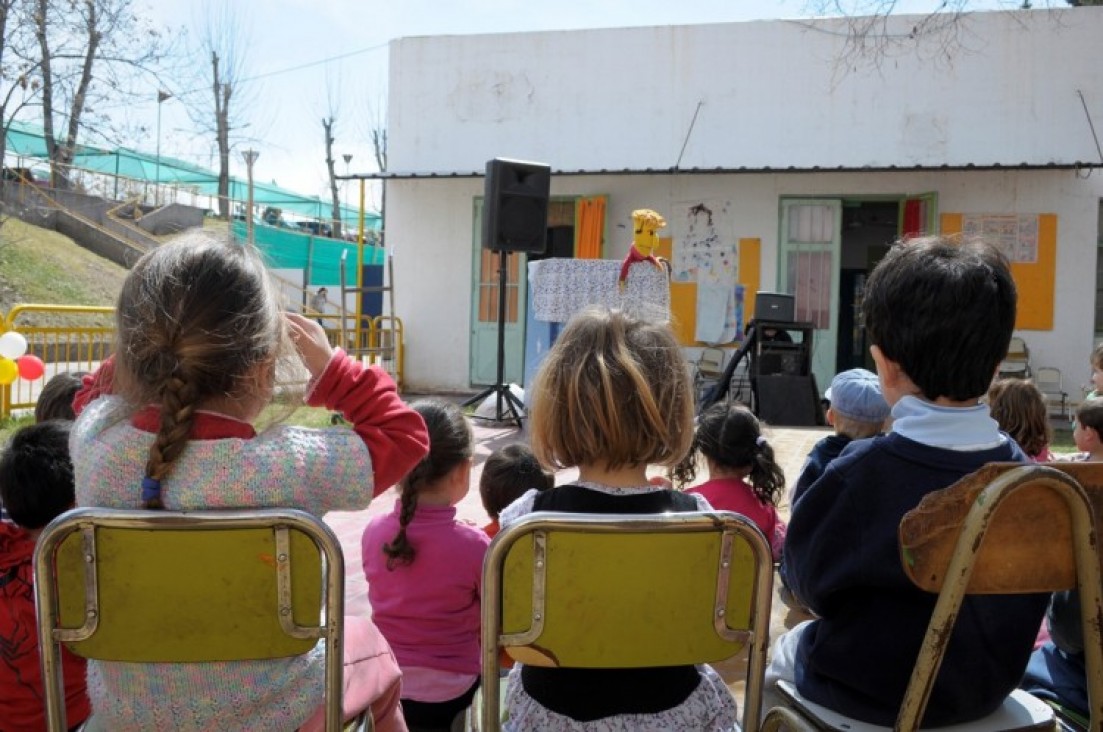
618 208 668 291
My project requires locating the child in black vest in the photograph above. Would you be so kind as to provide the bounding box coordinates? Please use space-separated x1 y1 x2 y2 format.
498 307 738 731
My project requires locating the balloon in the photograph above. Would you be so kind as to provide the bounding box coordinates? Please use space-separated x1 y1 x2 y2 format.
17 354 44 380
0 331 27 360
0 357 17 385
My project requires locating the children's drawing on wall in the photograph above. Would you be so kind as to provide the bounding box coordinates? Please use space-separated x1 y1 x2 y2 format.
962 214 1039 264
671 200 732 283
670 200 742 344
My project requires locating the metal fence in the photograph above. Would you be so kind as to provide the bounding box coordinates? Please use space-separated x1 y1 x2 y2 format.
0 305 404 418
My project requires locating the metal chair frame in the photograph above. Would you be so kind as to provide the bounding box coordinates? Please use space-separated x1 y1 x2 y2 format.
477 510 774 732
34 507 347 732
762 465 1103 732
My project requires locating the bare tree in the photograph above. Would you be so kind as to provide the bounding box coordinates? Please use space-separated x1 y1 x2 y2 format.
800 1 1088 72
32 0 168 188
322 115 341 239
180 2 252 219
0 0 42 190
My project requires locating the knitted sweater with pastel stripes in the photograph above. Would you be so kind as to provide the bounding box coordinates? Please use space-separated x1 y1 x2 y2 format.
70 350 428 731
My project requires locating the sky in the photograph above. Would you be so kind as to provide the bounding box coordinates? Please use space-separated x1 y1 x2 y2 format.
138 0 1025 214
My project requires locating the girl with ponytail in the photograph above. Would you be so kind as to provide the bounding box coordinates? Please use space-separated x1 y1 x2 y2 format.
671 401 788 561
361 399 490 731
69 231 428 731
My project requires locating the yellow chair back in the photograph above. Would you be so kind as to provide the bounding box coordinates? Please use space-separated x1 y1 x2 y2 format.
35 507 346 732
481 510 773 732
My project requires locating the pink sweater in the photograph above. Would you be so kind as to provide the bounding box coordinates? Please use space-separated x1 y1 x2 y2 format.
688 477 787 561
362 502 490 675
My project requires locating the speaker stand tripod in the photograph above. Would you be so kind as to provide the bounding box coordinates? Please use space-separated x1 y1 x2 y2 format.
461 249 525 428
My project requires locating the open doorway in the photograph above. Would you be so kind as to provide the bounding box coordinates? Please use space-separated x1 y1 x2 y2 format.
837 200 896 372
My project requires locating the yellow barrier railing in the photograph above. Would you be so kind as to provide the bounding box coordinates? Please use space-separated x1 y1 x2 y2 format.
0 306 406 418
1 305 115 418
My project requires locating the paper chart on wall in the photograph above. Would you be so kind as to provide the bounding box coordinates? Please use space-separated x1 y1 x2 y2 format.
670 200 734 283
961 214 1039 264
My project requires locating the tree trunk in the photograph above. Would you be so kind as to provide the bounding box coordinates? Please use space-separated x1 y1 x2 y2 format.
323 116 341 239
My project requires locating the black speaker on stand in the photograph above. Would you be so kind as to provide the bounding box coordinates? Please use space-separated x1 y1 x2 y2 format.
461 158 550 427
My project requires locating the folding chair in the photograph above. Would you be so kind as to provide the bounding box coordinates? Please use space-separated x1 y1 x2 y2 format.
999 336 1032 379
474 510 774 732
1035 367 1070 420
762 464 1103 732
34 507 354 732
694 346 728 403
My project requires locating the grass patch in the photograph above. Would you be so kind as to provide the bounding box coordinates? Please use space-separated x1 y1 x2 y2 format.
0 217 128 327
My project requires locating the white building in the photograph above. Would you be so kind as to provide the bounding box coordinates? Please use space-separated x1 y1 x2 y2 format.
382 8 1103 401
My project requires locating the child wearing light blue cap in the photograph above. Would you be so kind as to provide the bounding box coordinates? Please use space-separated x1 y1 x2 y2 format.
790 368 889 507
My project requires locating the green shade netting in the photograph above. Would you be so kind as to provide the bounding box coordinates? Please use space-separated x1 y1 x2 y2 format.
231 221 385 287
4 119 379 228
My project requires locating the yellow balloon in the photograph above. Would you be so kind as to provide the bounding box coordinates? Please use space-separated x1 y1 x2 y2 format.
0 357 16 385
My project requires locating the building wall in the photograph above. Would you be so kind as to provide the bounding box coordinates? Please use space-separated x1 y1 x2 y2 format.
392 168 1102 393
389 9 1103 173
386 9 1103 393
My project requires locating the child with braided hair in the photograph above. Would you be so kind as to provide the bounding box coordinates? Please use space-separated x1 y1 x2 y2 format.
671 402 787 561
361 399 490 731
70 231 428 732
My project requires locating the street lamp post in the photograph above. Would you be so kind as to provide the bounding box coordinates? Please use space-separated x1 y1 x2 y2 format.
241 148 259 245
342 154 352 236
155 90 172 206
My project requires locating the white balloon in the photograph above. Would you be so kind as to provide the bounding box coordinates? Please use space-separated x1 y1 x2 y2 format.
0 331 28 360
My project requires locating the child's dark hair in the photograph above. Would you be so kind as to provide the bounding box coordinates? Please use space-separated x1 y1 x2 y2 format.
34 371 89 423
114 233 286 509
987 378 1052 458
0 421 74 529
863 236 1016 402
671 402 785 506
479 443 554 519
530 308 694 471
383 399 473 569
1076 398 1103 435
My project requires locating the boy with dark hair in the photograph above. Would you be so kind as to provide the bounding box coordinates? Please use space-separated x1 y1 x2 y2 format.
768 237 1048 726
479 443 554 537
1071 398 1103 461
0 421 90 731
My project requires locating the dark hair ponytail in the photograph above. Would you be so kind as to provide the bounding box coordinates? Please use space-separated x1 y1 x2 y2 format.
673 402 785 506
382 399 473 569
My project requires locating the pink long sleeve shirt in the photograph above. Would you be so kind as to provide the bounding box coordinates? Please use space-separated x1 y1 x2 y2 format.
362 502 490 676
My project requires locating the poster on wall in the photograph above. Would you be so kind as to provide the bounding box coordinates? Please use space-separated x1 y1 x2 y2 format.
670 200 734 283
961 214 1038 264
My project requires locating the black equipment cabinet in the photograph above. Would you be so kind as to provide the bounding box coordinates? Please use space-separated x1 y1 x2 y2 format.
748 320 823 427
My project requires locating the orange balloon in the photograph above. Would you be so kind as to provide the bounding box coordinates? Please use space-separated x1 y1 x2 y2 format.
17 354 44 380
0 358 17 385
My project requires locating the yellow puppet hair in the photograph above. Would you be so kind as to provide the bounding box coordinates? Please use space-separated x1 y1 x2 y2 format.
632 209 667 234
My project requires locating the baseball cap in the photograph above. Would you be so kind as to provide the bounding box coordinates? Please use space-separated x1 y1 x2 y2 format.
824 368 890 424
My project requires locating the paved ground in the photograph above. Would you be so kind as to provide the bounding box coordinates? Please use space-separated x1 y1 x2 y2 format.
325 412 829 706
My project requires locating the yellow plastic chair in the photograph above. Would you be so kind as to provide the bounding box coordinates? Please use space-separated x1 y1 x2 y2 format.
34 507 352 732
762 464 1103 732
474 510 774 732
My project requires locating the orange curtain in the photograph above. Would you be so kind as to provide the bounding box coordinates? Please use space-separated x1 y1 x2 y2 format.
575 196 606 259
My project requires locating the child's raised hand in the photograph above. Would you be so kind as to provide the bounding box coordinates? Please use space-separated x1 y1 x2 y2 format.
286 312 334 379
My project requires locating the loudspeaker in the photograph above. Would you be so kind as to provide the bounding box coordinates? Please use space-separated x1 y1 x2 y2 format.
756 374 823 427
755 292 795 323
483 158 551 253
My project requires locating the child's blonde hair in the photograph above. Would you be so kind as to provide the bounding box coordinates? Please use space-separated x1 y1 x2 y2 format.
1091 343 1103 371
529 308 694 471
832 413 883 440
987 378 1052 458
114 232 287 509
